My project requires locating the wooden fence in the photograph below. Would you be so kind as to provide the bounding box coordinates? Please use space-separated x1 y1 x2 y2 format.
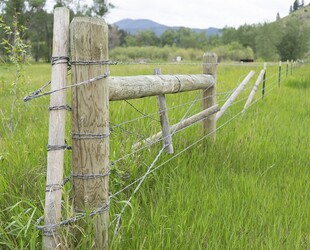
41 7 296 250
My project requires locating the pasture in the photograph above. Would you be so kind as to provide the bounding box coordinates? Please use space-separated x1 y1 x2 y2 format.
0 62 310 249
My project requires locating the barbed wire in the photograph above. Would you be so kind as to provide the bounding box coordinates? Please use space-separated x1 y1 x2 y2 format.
32 59 292 234
111 85 214 165
111 83 215 234
110 65 286 202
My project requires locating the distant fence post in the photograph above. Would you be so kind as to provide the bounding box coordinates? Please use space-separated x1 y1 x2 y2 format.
278 61 282 88
70 17 109 249
262 63 267 99
202 52 217 143
286 60 289 77
154 68 174 154
43 7 69 250
291 60 293 75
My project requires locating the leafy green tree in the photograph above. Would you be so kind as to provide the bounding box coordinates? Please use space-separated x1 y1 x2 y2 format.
255 22 281 61
124 31 160 47
221 27 238 45
236 24 258 52
25 9 53 62
160 29 178 46
206 34 221 49
277 19 310 60
175 27 196 48
135 30 160 46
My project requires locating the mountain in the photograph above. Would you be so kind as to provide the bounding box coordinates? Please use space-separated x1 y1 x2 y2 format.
113 18 222 37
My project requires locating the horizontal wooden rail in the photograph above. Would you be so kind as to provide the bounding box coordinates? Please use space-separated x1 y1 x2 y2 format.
109 74 215 101
132 104 220 150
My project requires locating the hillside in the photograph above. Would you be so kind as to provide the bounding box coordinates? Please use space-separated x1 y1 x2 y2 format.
113 18 221 37
281 4 310 25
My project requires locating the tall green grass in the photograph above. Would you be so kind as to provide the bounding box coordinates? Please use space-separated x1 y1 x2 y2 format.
0 62 309 249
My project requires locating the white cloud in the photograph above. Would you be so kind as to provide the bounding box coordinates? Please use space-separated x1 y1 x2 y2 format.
105 0 299 28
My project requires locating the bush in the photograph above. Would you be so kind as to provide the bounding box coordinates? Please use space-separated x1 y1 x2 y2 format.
110 46 205 62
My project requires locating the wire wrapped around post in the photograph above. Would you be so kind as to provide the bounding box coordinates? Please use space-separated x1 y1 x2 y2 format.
43 7 70 250
70 16 109 249
202 52 217 143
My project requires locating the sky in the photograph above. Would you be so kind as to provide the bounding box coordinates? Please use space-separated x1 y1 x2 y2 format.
104 0 305 28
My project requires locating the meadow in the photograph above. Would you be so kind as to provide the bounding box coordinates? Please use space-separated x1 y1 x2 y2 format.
0 61 309 249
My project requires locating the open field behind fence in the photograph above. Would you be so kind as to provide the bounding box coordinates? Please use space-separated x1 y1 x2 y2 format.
0 60 310 249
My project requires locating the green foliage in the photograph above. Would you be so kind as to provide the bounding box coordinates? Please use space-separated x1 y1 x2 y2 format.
123 27 208 50
125 30 160 47
255 22 282 61
110 46 205 62
211 42 254 61
0 15 30 133
277 18 310 60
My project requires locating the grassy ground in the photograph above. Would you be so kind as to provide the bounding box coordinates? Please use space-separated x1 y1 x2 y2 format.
0 61 309 249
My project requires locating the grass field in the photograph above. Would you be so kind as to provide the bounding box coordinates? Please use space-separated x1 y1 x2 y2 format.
0 61 310 249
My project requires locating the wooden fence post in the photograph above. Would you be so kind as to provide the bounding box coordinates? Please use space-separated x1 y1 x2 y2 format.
291 60 293 75
43 7 69 250
286 60 289 77
202 52 217 143
262 63 267 99
278 61 282 87
242 68 265 114
154 68 174 154
70 17 109 249
216 70 255 121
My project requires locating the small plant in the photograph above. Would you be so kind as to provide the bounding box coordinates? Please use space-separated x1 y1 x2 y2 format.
0 14 30 134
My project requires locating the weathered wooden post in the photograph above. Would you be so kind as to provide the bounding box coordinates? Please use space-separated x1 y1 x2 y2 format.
262 63 267 99
154 68 174 154
242 68 265 114
291 60 293 75
43 7 69 250
286 60 289 77
278 61 282 87
202 52 217 143
70 17 109 249
216 70 255 121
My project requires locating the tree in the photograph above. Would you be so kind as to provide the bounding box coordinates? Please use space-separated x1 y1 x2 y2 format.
293 0 299 11
124 30 160 47
83 0 115 17
160 29 178 46
236 24 258 50
255 22 281 61
277 19 310 60
221 26 238 45
26 9 53 62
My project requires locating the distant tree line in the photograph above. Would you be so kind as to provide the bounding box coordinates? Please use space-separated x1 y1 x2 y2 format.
0 0 113 62
110 18 309 61
0 0 309 62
